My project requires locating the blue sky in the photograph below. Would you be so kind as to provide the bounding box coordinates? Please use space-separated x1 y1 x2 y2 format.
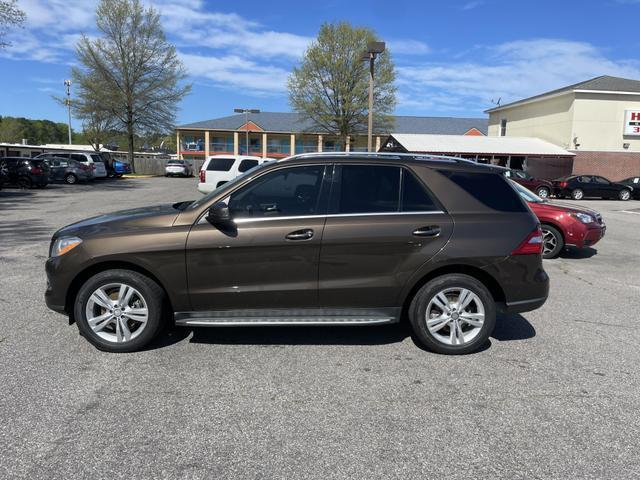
2 0 640 129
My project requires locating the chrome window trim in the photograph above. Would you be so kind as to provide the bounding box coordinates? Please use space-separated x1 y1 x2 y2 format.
232 210 445 224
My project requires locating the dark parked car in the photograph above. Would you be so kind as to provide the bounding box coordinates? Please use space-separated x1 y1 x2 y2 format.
619 177 640 199
0 157 49 188
553 175 633 200
504 168 554 198
41 155 94 184
510 181 605 258
45 153 549 355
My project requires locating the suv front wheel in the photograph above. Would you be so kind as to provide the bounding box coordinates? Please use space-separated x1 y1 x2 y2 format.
74 269 164 352
409 274 496 354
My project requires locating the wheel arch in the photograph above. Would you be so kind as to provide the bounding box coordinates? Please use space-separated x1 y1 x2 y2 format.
65 260 174 322
400 264 506 320
540 221 566 243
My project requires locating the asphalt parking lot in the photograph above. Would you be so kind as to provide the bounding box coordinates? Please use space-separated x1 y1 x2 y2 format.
1 177 640 479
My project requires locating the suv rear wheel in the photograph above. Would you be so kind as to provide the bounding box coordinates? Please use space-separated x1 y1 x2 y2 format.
409 274 496 355
64 173 78 184
74 269 164 352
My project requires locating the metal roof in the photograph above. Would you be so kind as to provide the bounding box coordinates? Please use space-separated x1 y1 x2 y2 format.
486 75 640 113
178 112 488 135
384 134 575 156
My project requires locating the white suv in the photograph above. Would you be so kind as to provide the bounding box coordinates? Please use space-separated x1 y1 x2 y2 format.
38 152 108 178
198 155 268 194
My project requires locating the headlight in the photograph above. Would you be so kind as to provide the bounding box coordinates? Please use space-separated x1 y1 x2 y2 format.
573 213 594 224
51 236 83 257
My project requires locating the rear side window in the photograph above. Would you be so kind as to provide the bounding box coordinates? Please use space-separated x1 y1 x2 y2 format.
238 159 259 173
441 170 527 212
71 154 87 162
207 158 235 171
335 165 400 214
402 170 438 212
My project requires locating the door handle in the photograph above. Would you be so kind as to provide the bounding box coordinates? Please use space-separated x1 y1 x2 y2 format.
286 229 314 241
412 226 441 238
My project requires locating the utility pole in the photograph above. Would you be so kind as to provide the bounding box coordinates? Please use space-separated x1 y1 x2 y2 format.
362 42 385 152
64 79 72 145
234 108 260 155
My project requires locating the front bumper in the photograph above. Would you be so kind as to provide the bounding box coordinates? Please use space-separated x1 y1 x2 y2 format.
564 221 606 249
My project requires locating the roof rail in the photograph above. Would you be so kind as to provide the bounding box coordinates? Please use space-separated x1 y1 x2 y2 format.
280 151 476 164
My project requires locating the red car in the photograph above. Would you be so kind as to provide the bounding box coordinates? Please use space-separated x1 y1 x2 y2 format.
504 169 554 198
510 181 606 258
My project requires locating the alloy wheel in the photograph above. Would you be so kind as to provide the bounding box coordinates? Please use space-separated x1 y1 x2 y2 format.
620 190 631 200
537 187 549 198
425 287 485 346
542 228 557 256
85 282 149 343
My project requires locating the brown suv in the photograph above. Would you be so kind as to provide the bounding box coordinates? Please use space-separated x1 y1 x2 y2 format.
45 153 549 354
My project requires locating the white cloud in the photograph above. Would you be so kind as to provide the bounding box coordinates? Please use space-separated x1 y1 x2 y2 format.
396 39 640 113
387 39 431 56
460 1 484 10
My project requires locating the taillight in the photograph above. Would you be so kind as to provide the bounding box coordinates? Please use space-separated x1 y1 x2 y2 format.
558 181 568 188
512 227 543 255
199 169 205 182
30 167 43 174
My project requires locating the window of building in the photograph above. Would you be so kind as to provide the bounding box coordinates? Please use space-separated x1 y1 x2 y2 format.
229 165 326 218
500 119 507 136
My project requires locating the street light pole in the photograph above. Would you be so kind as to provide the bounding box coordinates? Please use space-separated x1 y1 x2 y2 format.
362 42 385 152
64 79 72 145
234 108 260 155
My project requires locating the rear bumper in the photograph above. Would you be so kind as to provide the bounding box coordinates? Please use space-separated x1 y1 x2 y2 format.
504 296 548 314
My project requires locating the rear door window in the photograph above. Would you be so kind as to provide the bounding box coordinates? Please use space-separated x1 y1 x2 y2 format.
206 158 235 171
238 159 259 173
441 170 527 212
71 154 87 163
333 165 400 214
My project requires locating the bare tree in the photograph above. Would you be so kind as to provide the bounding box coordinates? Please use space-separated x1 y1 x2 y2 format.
72 0 190 170
0 0 26 48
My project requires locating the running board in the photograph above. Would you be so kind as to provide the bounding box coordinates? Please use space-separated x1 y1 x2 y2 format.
174 308 400 327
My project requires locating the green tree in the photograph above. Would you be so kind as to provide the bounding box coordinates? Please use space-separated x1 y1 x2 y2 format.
0 116 72 144
0 0 25 48
288 22 396 147
71 0 191 170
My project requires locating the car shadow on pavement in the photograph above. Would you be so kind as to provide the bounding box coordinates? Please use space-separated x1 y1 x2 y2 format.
559 247 597 259
0 220 52 251
492 313 536 341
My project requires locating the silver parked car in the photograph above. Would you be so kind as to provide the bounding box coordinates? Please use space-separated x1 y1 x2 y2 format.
165 159 194 177
42 156 94 184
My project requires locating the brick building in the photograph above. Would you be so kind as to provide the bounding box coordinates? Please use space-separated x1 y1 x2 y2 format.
176 112 487 161
486 75 640 180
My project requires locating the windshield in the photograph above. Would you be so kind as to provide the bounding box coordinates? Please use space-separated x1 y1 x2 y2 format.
509 179 544 203
188 162 269 210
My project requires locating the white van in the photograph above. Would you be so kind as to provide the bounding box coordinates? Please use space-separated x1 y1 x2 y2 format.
37 151 108 178
198 155 269 194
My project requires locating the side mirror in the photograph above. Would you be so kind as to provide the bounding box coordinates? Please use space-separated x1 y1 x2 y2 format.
206 202 232 225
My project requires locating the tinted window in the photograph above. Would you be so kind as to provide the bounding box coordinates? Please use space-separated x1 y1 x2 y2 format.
71 154 87 162
336 165 400 214
593 176 609 184
442 171 527 212
577 176 591 183
402 170 438 212
238 159 259 173
207 158 235 171
229 165 325 218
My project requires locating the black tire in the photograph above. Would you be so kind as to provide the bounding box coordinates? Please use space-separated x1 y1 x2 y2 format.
17 176 32 189
408 274 496 355
541 224 564 259
619 189 631 201
571 188 584 200
74 269 165 353
536 186 550 198
64 173 78 185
